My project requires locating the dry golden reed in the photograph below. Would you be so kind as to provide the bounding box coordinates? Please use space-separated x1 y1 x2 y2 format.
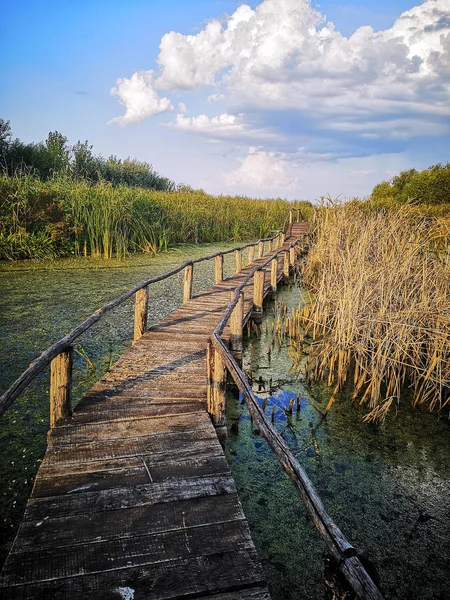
298 203 450 422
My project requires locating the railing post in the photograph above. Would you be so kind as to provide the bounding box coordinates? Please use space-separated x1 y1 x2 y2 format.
207 340 226 426
235 249 242 274
258 241 264 259
289 208 293 224
271 257 278 292
134 287 148 341
230 291 244 358
215 254 224 284
280 232 285 246
183 263 193 303
283 250 290 279
248 245 255 265
289 246 295 267
297 209 300 223
253 269 265 323
50 347 73 428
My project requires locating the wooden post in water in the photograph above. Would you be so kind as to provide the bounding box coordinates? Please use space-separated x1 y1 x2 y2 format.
258 241 264 259
230 291 244 358
290 246 295 267
271 258 278 292
207 340 226 426
248 245 255 265
253 269 265 323
50 347 73 428
283 250 290 279
183 263 193 303
215 254 223 284
134 287 148 341
235 249 242 274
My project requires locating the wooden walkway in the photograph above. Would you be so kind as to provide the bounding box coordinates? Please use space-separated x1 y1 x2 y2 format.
0 224 308 600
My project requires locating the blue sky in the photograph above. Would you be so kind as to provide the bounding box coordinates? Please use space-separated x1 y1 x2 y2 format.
1 0 449 201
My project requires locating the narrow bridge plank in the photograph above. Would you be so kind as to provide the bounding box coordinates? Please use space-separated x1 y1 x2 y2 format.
3 520 256 586
33 453 230 498
1 549 266 600
14 494 246 552
23 476 237 521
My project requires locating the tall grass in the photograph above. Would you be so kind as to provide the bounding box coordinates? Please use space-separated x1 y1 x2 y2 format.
297 203 450 421
0 174 312 260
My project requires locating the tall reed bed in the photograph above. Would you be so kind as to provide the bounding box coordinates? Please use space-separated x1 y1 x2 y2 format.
0 174 312 259
297 204 450 421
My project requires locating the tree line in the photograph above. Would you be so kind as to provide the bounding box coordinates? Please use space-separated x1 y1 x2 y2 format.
0 119 176 191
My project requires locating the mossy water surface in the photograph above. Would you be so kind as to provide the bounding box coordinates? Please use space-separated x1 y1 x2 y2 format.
225 284 450 600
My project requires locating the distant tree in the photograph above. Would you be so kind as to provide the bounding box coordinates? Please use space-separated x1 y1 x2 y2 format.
71 140 99 182
0 119 12 168
0 119 176 190
371 163 450 205
45 131 70 175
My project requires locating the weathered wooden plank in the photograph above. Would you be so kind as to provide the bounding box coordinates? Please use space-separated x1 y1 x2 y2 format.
83 386 208 399
70 401 205 424
33 452 230 498
43 428 219 465
0 548 267 599
49 412 213 444
23 476 237 521
14 494 246 552
2 520 255 586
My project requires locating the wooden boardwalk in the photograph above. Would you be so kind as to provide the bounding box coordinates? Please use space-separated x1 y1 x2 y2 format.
0 224 307 600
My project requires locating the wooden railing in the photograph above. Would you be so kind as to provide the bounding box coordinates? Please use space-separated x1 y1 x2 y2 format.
207 242 384 600
0 223 293 422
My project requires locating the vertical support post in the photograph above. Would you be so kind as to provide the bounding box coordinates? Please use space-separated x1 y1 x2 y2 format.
230 291 244 357
134 287 148 342
50 347 73 428
280 232 285 246
248 245 255 265
235 249 242 274
290 246 295 267
207 340 226 426
297 210 300 223
271 258 278 292
253 269 265 322
258 241 264 259
284 250 290 279
289 208 293 224
183 263 193 303
215 254 224 284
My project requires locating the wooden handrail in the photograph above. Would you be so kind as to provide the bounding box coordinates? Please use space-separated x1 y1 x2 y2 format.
208 240 384 600
0 219 294 419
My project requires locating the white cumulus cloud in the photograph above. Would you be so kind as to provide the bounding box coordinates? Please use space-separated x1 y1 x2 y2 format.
109 0 450 182
167 113 281 141
225 147 297 190
109 71 173 126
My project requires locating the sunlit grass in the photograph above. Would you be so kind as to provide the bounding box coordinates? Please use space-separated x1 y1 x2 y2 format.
294 203 450 421
0 174 313 260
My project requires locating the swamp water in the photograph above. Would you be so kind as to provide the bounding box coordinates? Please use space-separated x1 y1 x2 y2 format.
225 284 450 600
0 253 449 599
0 243 238 566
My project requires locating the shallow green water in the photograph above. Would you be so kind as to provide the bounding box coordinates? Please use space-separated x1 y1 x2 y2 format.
225 285 450 600
0 243 239 566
